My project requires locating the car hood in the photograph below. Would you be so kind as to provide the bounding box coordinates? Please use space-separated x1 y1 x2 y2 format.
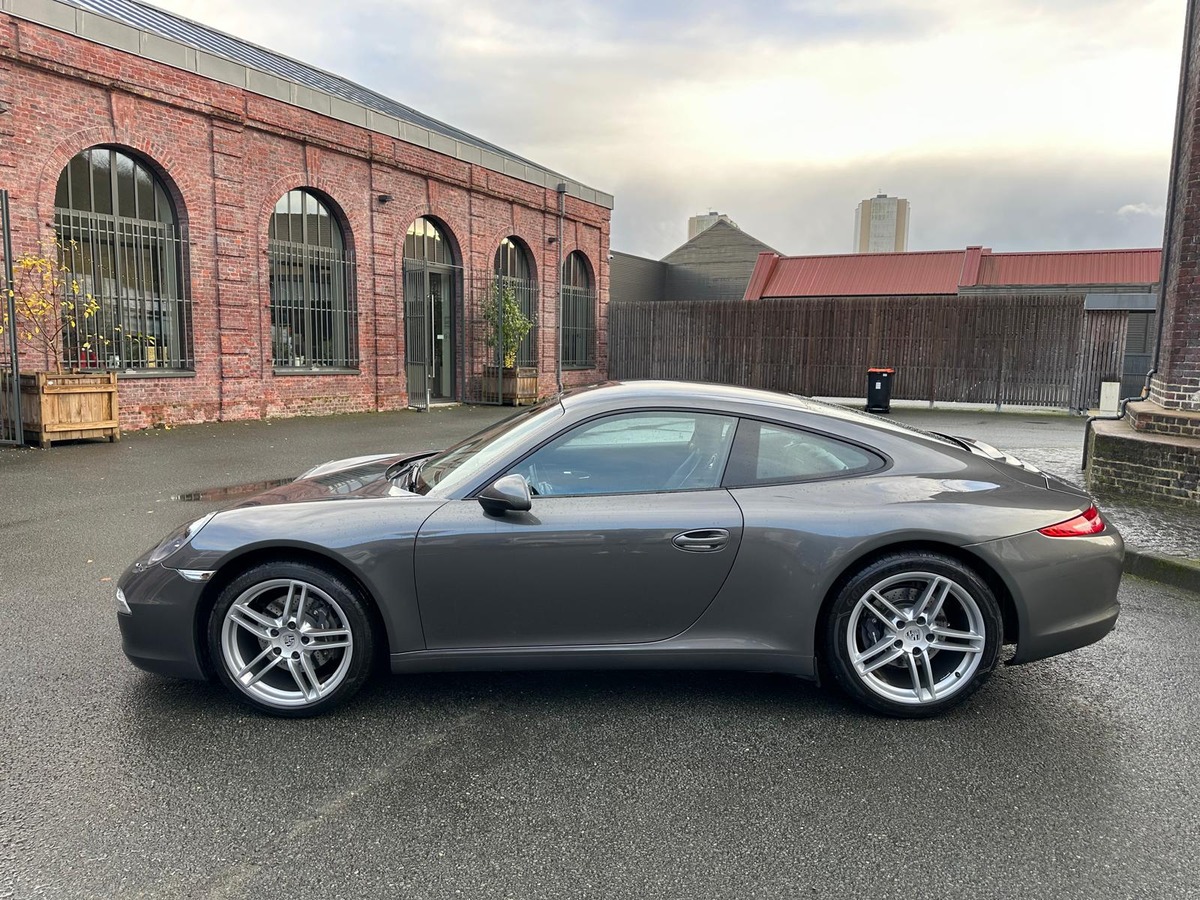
229 451 434 508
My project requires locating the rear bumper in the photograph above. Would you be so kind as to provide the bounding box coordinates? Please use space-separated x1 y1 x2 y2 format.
968 528 1123 665
116 562 209 680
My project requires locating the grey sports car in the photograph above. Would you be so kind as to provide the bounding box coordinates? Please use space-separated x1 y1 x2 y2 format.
117 381 1122 718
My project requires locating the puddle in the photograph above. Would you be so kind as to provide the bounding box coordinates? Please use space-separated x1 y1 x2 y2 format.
172 477 293 502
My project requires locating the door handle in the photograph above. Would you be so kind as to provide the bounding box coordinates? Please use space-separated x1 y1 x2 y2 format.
672 529 730 552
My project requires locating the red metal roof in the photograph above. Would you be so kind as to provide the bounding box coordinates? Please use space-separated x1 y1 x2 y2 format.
748 249 968 299
975 248 1162 287
745 246 1162 300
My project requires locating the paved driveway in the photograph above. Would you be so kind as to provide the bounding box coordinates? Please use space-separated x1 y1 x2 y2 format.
2 405 1198 899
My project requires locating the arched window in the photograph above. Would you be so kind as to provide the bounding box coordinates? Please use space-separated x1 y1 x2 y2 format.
561 251 595 369
268 189 357 370
492 237 537 368
404 216 454 265
54 147 191 370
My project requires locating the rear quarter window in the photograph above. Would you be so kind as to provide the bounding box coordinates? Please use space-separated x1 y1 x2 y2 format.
724 420 884 486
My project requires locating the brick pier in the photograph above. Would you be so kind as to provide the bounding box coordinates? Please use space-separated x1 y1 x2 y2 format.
1087 0 1200 506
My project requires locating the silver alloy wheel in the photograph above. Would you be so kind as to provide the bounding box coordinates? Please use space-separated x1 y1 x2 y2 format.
846 571 986 706
220 578 354 710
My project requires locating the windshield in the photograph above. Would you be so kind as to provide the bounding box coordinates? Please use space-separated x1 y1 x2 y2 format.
415 401 564 495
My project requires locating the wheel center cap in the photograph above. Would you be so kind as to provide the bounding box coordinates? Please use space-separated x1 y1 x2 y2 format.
281 631 298 650
905 627 922 643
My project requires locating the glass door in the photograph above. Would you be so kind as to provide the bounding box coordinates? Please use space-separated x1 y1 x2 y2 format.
403 264 430 410
404 263 457 406
429 271 454 400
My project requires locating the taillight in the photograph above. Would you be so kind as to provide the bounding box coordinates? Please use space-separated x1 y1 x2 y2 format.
1038 505 1105 537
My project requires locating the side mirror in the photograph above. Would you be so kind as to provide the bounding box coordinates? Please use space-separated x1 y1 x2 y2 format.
478 474 532 515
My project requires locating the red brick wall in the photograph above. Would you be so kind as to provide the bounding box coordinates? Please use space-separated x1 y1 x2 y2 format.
0 13 610 430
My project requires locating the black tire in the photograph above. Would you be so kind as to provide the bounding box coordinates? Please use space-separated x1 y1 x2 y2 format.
824 552 1002 718
207 561 375 717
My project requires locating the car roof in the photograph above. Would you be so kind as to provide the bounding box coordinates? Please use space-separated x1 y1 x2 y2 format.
559 380 959 449
562 380 817 411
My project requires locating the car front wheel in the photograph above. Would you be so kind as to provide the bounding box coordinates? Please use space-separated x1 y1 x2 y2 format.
207 562 374 717
825 553 1002 717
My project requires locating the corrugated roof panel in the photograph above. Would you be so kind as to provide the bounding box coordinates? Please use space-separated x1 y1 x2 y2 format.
760 250 966 297
978 249 1162 287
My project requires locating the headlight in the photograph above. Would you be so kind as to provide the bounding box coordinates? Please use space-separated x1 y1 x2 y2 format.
147 512 217 564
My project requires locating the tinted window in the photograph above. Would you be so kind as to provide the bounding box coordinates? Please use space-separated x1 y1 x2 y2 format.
724 421 882 486
510 411 737 496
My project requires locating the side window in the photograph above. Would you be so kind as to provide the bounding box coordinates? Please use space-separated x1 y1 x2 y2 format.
510 411 737 496
724 420 882 486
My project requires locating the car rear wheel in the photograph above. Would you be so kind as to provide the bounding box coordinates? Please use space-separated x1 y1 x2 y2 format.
207 562 374 717
825 553 1002 717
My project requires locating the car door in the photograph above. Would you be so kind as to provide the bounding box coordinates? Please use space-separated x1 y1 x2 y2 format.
414 411 745 649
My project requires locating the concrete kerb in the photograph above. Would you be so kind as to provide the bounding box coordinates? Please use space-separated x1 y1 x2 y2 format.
1122 549 1200 595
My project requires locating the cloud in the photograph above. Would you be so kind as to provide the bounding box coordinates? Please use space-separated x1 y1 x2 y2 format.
1117 202 1166 217
147 0 1182 258
611 153 1169 258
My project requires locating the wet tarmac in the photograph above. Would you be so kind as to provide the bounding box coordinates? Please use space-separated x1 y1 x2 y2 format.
1 402 1198 899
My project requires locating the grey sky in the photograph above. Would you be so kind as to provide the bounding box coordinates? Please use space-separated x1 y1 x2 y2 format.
153 0 1183 259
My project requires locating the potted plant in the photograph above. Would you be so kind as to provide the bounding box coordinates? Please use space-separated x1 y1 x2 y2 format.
0 236 120 447
481 280 538 405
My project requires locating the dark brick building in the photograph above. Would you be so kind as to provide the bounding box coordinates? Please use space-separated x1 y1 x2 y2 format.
0 0 612 429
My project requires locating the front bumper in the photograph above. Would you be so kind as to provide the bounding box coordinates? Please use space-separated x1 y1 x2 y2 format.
116 561 210 680
969 528 1123 665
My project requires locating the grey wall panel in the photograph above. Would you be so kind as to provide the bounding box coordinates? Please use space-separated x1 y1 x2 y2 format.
610 252 667 304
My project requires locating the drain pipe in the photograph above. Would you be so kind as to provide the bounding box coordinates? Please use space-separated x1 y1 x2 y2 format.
1083 0 1194 473
1081 396 1141 472
555 182 566 396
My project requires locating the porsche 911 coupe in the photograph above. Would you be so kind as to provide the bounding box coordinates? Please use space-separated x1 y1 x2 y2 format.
117 381 1122 717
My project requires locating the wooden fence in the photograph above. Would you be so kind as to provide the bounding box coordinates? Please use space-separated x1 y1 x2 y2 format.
608 294 1125 411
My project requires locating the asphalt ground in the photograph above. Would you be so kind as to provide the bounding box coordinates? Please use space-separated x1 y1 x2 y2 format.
2 404 1199 899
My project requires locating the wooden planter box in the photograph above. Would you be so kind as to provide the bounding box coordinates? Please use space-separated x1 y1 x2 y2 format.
482 365 538 406
9 371 120 448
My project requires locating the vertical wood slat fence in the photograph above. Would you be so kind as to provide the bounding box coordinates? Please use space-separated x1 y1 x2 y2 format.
608 294 1124 411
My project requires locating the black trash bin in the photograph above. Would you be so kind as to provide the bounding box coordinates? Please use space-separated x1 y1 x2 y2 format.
865 367 894 413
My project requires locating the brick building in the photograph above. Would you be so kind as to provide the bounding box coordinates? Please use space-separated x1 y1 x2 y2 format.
1088 0 1200 506
0 0 612 429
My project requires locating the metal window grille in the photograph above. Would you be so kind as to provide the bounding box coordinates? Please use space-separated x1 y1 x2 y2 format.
561 251 595 369
491 237 538 369
54 147 192 371
464 269 540 403
496 274 539 368
268 191 358 369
